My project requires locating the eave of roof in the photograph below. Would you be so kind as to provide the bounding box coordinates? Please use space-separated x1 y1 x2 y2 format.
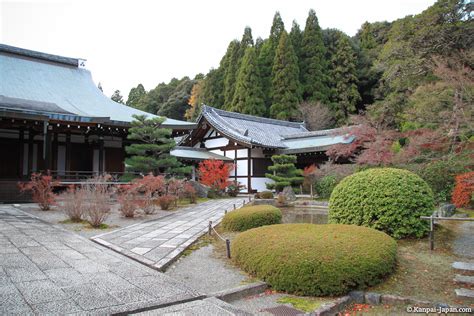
171 146 233 161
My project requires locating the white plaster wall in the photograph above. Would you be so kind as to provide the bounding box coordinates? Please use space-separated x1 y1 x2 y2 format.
225 150 235 159
236 149 248 158
250 148 266 158
252 177 273 192
205 138 228 148
236 159 248 176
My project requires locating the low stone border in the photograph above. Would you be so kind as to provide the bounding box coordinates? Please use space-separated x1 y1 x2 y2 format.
210 281 268 302
311 291 450 316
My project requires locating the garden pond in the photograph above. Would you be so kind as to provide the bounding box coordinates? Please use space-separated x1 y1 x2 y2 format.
280 206 328 224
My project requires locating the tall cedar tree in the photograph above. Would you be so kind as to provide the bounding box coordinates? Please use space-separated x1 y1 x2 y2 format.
257 12 285 109
157 78 194 120
330 34 361 123
230 47 266 116
201 68 225 108
300 9 330 103
265 155 304 192
111 90 124 104
125 115 190 176
126 84 146 109
223 40 241 107
270 31 301 120
289 20 303 63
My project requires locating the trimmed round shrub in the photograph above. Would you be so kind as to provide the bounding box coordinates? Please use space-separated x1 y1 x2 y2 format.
258 191 274 199
222 205 281 231
329 168 435 239
232 224 397 296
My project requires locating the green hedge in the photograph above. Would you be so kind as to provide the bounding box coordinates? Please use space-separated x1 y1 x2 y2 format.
232 224 397 296
222 205 282 231
329 168 435 239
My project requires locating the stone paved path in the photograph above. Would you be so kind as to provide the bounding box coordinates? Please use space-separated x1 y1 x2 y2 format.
92 198 244 271
0 205 201 315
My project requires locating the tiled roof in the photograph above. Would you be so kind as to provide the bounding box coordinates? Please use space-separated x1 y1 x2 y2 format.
0 44 196 129
195 105 354 153
201 105 307 148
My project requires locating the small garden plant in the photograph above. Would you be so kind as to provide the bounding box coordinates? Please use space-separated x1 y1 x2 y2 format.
18 172 58 211
329 168 435 239
232 223 397 296
222 205 282 231
265 154 303 192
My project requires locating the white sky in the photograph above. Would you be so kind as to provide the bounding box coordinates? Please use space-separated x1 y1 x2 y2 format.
1 0 436 99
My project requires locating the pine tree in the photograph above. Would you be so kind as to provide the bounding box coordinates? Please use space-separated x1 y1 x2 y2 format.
270 31 301 120
230 47 266 116
126 84 146 109
125 115 191 176
223 40 241 108
265 155 303 192
111 90 124 104
300 9 330 103
330 34 361 123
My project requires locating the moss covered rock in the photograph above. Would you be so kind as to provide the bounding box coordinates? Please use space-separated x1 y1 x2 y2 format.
329 168 435 239
232 224 397 296
222 205 281 231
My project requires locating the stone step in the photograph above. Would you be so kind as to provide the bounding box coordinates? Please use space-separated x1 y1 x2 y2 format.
455 288 474 299
452 262 474 272
454 274 474 285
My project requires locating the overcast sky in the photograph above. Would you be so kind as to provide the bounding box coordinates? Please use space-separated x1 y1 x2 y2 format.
1 0 436 99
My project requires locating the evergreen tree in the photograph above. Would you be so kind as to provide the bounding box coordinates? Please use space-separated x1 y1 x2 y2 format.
111 90 124 104
240 26 254 51
222 40 241 108
230 47 266 116
265 154 303 192
289 20 303 62
157 78 194 120
126 84 146 109
255 37 264 54
257 12 286 111
329 34 361 123
125 115 191 176
200 68 225 108
300 9 330 102
270 31 301 120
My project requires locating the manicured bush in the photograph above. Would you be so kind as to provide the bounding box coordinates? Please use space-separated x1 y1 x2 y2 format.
315 174 338 199
257 191 274 199
222 205 282 231
232 224 397 296
329 168 435 239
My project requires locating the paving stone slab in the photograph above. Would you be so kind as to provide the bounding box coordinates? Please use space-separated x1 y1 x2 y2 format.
455 288 474 298
0 205 201 314
452 261 474 272
91 198 243 270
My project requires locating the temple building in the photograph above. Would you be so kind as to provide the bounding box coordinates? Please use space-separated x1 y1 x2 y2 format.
179 106 352 192
0 44 351 200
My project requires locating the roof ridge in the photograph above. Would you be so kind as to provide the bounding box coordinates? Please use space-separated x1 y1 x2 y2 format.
203 105 306 128
282 126 350 139
0 43 81 67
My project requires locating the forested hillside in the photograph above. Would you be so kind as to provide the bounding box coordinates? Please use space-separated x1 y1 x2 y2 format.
123 0 471 133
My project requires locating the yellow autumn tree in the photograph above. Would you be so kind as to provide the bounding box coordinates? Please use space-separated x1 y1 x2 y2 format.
185 80 204 121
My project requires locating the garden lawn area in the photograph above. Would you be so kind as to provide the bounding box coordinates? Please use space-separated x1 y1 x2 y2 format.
203 219 473 308
369 221 473 306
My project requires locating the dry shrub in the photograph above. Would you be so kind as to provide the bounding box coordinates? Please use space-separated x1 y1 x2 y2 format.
117 185 142 218
157 195 176 211
82 175 112 228
184 182 197 203
132 174 166 215
60 186 86 222
18 172 58 211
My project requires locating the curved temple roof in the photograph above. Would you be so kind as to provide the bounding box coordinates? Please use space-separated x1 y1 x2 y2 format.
0 44 195 129
190 105 353 153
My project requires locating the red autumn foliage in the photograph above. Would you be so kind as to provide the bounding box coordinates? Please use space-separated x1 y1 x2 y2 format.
198 159 234 192
452 171 474 208
18 172 58 211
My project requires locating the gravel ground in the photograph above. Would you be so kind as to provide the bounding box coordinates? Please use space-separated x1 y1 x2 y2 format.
230 293 290 315
165 244 252 295
15 203 170 238
452 221 474 259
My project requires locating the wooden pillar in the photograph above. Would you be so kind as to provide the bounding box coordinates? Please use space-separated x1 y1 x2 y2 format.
18 129 24 178
247 147 252 193
43 122 52 171
65 133 71 172
52 132 58 172
27 129 34 175
98 135 104 174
